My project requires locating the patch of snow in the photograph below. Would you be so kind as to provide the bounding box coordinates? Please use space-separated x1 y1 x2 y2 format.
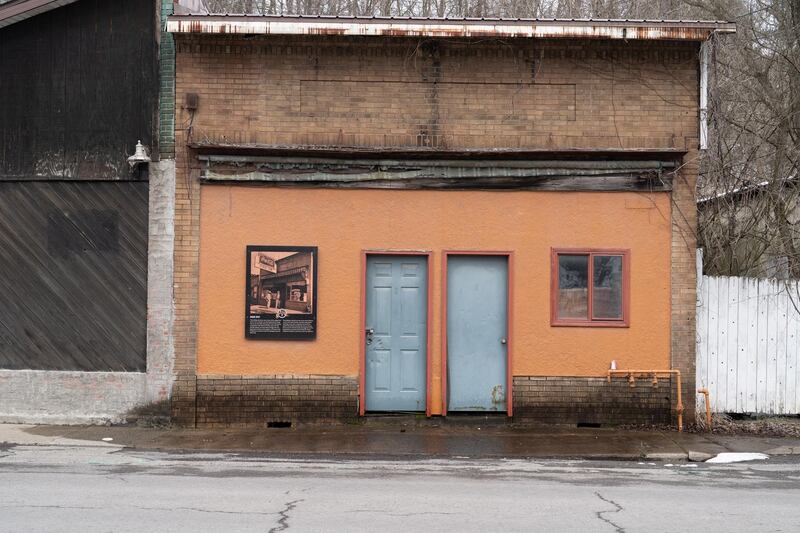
706 452 768 464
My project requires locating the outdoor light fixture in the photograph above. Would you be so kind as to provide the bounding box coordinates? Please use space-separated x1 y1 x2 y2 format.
127 140 151 168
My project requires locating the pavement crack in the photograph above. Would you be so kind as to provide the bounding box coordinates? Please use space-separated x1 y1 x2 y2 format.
594 491 625 533
268 499 303 533
1 503 278 517
161 506 277 516
349 509 458 517
0 504 100 511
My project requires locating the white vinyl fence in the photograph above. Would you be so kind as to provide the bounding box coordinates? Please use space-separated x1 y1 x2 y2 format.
696 251 800 415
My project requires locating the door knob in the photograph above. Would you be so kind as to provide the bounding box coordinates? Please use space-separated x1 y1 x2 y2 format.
500 338 507 344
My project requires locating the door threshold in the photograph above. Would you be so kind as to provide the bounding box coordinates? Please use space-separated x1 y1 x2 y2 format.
363 411 426 416
442 412 510 426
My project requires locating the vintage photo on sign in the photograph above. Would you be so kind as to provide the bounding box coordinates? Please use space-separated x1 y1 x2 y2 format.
246 246 317 339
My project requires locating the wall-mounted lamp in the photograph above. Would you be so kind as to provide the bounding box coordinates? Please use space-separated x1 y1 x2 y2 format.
128 140 151 168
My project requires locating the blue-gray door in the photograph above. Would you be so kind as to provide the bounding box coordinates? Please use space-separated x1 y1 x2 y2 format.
447 255 508 412
365 255 428 412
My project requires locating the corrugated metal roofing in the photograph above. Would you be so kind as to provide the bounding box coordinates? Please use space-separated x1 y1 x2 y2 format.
167 14 735 40
0 0 79 29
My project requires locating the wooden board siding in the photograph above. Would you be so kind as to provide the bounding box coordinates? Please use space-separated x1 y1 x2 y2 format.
697 270 800 415
0 181 148 371
0 0 158 181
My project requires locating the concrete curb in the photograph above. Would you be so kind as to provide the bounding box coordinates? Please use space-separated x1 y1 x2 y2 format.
687 450 714 462
644 452 688 461
763 446 800 456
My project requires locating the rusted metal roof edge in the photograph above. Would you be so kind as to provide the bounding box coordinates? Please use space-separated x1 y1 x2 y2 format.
0 0 78 29
167 15 735 40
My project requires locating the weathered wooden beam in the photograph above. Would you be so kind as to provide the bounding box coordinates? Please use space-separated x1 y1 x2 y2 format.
202 172 672 192
199 154 676 191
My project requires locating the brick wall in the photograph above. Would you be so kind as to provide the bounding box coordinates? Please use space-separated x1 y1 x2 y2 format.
158 1 175 159
513 376 676 426
172 35 700 426
170 151 200 425
196 375 358 427
174 36 699 151
671 152 699 423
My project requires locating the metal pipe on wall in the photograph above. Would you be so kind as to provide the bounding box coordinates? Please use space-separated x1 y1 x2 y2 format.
697 388 712 429
700 40 709 150
606 369 684 431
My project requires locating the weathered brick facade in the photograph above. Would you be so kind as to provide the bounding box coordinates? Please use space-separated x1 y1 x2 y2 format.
172 33 699 427
672 154 700 423
196 375 358 427
513 376 676 426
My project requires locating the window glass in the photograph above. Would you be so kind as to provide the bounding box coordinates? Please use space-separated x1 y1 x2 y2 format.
592 255 623 319
558 254 588 319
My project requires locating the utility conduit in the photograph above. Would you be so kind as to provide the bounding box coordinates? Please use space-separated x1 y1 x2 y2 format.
606 370 683 432
697 388 712 429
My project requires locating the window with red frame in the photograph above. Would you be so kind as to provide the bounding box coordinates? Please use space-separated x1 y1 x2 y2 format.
551 249 629 326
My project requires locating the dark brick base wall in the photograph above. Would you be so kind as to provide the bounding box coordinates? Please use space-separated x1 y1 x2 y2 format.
179 374 674 427
194 374 358 427
513 376 676 426
171 373 198 426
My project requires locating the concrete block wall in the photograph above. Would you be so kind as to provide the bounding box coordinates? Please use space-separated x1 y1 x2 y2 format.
0 371 146 425
145 159 176 405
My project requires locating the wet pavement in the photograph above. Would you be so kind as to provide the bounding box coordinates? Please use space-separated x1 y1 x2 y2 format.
1 442 799 532
6 422 800 461
2 422 800 531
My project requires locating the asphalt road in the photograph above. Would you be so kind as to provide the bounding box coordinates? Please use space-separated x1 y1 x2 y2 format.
1 443 799 532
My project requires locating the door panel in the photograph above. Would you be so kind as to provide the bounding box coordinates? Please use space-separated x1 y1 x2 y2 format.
365 255 427 411
447 255 508 412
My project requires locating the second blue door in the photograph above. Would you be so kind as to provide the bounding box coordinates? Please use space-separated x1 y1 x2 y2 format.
447 255 508 412
365 255 427 412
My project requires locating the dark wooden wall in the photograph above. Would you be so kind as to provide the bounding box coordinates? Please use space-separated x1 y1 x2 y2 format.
0 182 148 371
0 0 156 372
0 0 158 180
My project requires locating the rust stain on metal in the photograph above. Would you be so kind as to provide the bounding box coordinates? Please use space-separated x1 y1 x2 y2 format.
166 17 735 41
308 27 346 35
491 384 505 405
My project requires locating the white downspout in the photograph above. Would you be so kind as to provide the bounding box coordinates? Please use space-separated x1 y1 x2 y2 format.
700 40 709 150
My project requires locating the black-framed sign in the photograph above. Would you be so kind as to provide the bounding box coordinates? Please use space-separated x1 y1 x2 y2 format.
245 246 317 340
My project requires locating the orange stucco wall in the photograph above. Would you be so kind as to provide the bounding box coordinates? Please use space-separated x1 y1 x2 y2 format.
198 186 671 414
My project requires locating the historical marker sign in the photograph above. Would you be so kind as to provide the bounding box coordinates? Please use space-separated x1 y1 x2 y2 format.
245 246 317 340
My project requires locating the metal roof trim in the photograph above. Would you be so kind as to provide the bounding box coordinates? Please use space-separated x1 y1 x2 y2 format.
0 0 79 29
167 14 735 40
189 142 688 161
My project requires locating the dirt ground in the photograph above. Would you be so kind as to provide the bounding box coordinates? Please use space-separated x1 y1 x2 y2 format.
701 414 800 438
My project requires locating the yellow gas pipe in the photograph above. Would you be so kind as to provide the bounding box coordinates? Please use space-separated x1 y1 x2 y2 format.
697 388 712 429
606 369 683 432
